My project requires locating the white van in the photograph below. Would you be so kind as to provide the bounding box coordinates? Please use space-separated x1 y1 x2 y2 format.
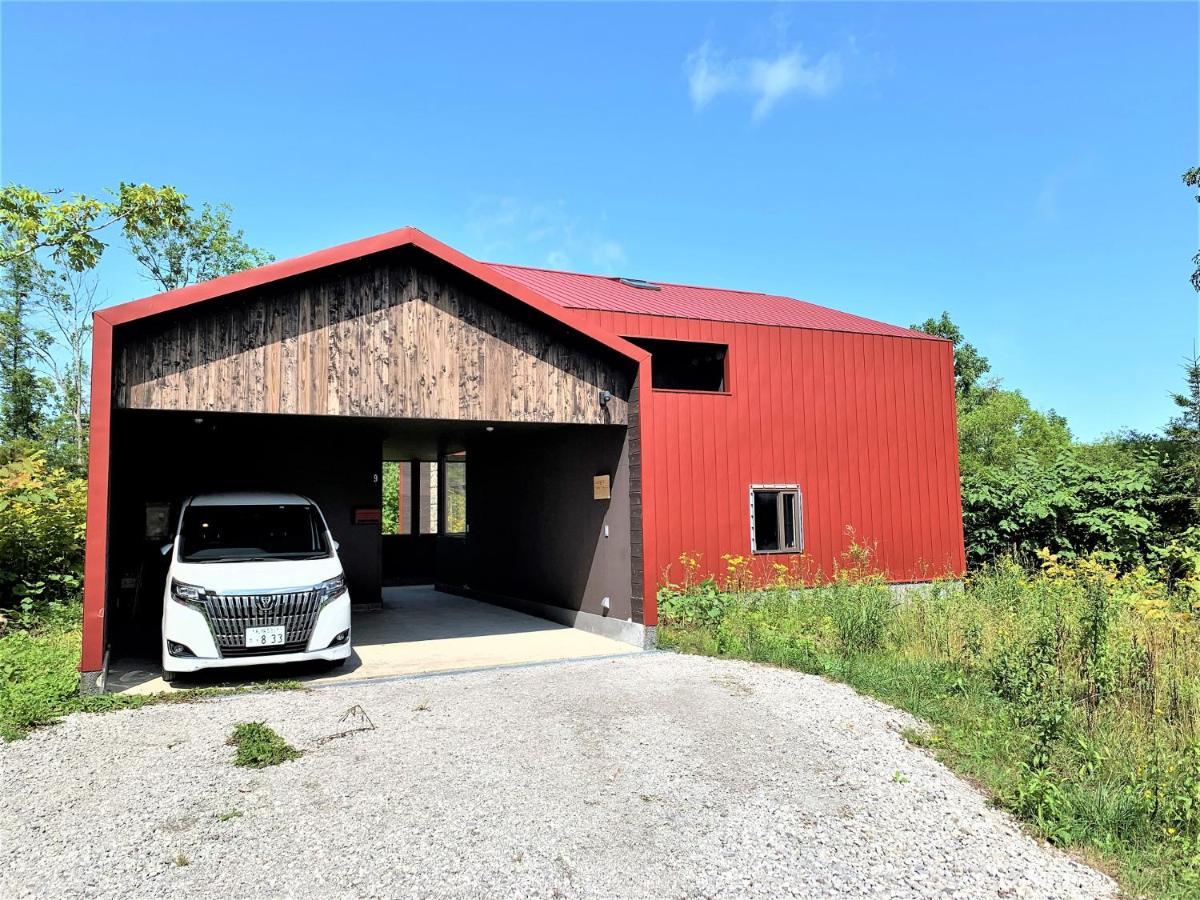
161 492 352 682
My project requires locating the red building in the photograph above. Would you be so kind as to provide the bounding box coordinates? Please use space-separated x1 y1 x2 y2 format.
81 227 963 684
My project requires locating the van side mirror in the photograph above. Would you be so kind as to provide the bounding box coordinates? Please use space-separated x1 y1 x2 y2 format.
332 539 340 551
160 542 174 557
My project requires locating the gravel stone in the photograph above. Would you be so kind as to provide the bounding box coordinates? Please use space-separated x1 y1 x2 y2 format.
0 653 1117 899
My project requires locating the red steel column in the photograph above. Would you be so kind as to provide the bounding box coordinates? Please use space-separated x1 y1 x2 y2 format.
80 314 114 673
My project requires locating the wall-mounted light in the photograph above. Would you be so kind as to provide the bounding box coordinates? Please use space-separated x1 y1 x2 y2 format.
598 390 612 407
485 426 495 432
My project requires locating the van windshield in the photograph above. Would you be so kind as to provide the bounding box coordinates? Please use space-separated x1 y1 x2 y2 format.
178 504 331 562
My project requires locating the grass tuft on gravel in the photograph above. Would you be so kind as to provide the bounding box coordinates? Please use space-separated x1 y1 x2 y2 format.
227 721 302 767
0 604 304 741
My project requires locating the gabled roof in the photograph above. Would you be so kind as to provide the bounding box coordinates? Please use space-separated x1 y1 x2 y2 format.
487 263 935 340
97 225 934 345
97 227 650 365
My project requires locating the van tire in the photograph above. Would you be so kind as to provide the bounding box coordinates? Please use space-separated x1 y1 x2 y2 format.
161 669 178 684
328 658 347 670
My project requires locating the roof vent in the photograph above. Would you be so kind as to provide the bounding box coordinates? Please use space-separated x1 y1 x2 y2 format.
616 277 661 291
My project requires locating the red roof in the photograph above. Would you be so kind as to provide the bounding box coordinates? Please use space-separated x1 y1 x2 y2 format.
97 224 932 343
487 262 934 340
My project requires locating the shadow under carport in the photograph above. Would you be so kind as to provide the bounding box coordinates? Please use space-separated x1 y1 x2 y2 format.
106 586 639 694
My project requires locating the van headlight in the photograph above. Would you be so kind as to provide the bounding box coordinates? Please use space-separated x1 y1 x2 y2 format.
171 579 206 609
317 574 347 607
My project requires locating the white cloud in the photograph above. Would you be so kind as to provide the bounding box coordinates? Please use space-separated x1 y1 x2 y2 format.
466 197 627 274
685 36 842 121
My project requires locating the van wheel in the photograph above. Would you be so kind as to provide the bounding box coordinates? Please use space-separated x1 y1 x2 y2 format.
161 669 178 684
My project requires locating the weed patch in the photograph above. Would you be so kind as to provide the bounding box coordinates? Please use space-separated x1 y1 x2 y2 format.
227 722 302 768
0 603 303 740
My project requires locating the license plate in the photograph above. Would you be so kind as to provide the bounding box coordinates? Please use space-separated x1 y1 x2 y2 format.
245 625 286 648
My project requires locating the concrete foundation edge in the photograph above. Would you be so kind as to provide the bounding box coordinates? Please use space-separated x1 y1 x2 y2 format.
436 584 654 649
79 669 104 696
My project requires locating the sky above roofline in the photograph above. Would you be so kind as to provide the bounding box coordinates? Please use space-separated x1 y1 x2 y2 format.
3 2 1196 440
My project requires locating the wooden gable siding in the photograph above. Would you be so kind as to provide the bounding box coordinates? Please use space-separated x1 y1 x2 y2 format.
114 256 630 425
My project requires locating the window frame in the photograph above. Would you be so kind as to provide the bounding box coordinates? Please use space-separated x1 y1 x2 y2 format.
621 335 732 395
748 484 803 554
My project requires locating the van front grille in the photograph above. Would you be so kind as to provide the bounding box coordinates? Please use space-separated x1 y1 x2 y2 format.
200 589 322 657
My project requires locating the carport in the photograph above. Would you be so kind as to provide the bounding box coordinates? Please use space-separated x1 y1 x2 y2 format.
82 228 654 689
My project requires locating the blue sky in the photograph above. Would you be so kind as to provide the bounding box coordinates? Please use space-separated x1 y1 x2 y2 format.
3 2 1196 440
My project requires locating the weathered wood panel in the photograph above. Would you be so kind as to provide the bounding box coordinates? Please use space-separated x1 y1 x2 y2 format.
116 258 631 425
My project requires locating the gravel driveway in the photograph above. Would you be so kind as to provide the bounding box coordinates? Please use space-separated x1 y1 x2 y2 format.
0 653 1115 899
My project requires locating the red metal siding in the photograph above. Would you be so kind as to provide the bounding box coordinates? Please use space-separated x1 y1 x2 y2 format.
574 309 966 589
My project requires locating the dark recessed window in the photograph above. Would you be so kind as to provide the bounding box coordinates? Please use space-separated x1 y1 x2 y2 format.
624 336 728 392
750 486 802 554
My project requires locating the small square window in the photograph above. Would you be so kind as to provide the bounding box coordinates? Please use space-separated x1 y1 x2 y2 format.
750 486 802 553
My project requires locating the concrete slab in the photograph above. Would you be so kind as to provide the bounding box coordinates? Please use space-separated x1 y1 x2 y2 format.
107 586 639 694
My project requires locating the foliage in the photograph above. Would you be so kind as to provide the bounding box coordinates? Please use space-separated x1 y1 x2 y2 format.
27 269 99 473
226 721 303 767
1165 358 1200 518
381 461 400 534
658 548 1200 897
126 201 274 293
0 452 87 614
957 386 1071 476
912 311 992 399
0 603 303 740
0 605 86 739
0 183 188 271
445 457 467 533
1184 167 1200 293
962 447 1158 569
0 182 268 472
913 311 1196 568
0 254 53 445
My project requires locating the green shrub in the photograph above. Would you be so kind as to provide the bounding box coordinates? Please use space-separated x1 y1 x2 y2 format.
227 722 302 767
0 452 86 617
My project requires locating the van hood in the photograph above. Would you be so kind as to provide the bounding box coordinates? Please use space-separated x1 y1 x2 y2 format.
170 557 343 594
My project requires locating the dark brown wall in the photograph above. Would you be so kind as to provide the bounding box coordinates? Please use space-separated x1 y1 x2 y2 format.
114 249 631 425
437 424 635 620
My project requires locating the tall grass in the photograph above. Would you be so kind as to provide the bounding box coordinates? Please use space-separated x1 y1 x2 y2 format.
658 548 1200 898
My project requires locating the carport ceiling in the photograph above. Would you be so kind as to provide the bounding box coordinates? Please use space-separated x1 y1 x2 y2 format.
380 419 570 460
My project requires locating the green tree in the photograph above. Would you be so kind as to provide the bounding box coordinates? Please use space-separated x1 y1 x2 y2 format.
30 270 99 472
1184 167 1200 292
0 183 269 468
126 201 273 292
957 387 1072 475
962 448 1157 568
1165 358 1200 517
0 183 187 271
912 311 991 400
0 253 52 446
